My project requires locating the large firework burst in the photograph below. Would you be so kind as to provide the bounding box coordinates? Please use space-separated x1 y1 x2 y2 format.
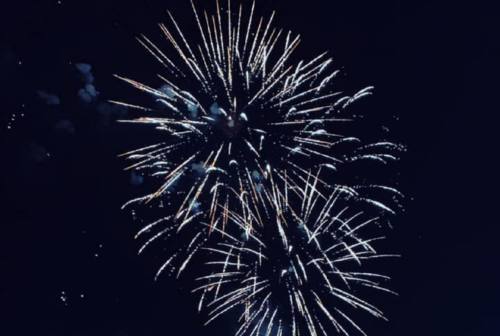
195 170 397 336
117 0 403 233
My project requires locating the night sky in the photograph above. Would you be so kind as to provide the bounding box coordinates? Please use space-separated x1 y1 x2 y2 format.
1 0 498 335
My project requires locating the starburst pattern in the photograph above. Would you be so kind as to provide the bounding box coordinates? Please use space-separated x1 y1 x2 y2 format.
195 171 397 336
117 0 403 232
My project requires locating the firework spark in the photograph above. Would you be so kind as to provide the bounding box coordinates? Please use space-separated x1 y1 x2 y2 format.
195 171 398 336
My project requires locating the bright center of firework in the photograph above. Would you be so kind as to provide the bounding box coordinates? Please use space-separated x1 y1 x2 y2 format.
209 102 249 139
265 242 296 285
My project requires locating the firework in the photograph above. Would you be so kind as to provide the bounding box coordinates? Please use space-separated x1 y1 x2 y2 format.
195 171 397 336
117 0 404 237
115 2 404 333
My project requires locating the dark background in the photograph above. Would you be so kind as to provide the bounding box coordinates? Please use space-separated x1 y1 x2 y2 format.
1 0 498 335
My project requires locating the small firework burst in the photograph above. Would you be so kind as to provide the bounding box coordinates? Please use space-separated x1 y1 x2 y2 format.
195 171 397 336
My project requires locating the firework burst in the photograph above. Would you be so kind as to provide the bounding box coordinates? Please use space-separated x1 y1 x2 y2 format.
195 170 397 336
117 0 404 235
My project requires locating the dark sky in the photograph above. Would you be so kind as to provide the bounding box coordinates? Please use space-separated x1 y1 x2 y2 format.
1 0 498 335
